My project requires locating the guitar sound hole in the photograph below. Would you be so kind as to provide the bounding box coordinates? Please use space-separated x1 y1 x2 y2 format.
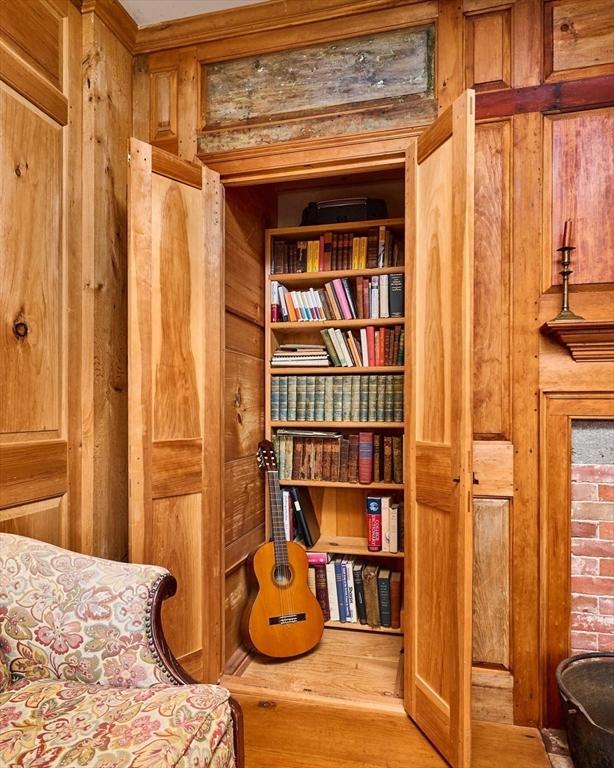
273 564 293 586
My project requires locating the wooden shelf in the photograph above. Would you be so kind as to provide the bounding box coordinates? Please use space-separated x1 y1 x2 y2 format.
269 366 404 375
271 317 404 331
267 217 404 239
280 479 403 490
325 620 402 635
540 319 614 362
271 421 404 428
269 265 405 285
309 535 404 558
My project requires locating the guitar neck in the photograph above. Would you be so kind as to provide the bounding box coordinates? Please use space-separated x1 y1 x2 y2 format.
267 470 289 566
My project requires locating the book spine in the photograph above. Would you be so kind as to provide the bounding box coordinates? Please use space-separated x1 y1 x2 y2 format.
341 377 352 421
381 496 390 553
384 376 393 421
370 276 380 319
320 329 341 367
278 376 288 421
295 376 306 421
348 434 359 483
378 572 392 628
271 377 280 421
287 376 298 421
326 560 340 621
315 565 330 620
389 502 398 554
314 376 325 421
324 376 334 421
367 496 382 551
376 375 386 421
389 272 404 318
390 573 402 629
353 564 367 624
340 559 351 621
307 566 317 599
306 376 316 421
392 435 403 483
373 434 381 482
393 375 404 421
344 559 356 622
358 431 374 484
334 559 346 622
333 376 343 421
383 435 393 482
379 274 389 318
339 437 350 482
359 375 369 422
350 375 361 422
368 375 377 421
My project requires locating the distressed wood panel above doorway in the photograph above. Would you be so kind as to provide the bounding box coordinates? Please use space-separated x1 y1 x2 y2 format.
198 25 436 153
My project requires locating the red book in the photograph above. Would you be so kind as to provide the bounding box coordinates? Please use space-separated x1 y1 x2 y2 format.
367 326 375 366
362 278 370 319
367 496 382 551
378 330 385 366
358 431 374 484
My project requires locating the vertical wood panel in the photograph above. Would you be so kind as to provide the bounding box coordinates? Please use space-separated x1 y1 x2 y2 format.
511 111 542 726
0 85 62 435
474 121 511 439
465 9 511 91
546 108 614 288
473 499 510 667
149 68 178 152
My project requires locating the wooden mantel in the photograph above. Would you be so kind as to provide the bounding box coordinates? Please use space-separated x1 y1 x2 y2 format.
540 319 614 362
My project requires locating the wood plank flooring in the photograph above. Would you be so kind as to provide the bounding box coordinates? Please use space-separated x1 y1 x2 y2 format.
231 690 550 768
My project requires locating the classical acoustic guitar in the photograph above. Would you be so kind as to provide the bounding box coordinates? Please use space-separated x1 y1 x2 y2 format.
242 440 324 658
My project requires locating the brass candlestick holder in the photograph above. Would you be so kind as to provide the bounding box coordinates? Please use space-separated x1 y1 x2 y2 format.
552 220 584 322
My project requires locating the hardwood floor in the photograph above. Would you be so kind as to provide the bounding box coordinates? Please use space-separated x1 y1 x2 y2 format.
231 690 550 768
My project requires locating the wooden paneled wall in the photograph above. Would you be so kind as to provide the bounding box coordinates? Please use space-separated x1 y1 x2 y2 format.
0 0 134 560
223 187 273 669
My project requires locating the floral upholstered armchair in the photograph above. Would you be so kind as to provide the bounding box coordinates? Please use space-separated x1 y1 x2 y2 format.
0 533 243 768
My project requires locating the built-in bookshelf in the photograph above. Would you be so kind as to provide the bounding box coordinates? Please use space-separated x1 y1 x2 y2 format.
265 217 406 636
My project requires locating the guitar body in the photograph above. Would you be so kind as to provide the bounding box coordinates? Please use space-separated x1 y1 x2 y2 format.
244 540 324 658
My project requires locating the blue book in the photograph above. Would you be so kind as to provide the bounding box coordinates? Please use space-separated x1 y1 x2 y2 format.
340 557 351 620
333 556 346 622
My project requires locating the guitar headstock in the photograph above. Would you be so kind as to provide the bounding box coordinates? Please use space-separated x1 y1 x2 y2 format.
257 440 278 472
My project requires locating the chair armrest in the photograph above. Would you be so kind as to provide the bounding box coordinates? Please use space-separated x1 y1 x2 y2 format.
1 533 179 687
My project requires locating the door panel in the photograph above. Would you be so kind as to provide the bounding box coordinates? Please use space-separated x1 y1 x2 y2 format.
128 139 224 681
404 90 475 768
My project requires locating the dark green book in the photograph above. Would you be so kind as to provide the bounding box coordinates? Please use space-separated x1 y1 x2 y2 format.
287 376 297 421
333 376 343 421
324 377 334 421
314 376 325 421
271 377 280 421
367 375 377 421
384 375 394 421
342 377 352 421
296 376 307 421
359 375 369 421
376 375 386 421
393 376 404 421
306 376 316 421
350 375 361 421
278 376 288 421
378 568 392 628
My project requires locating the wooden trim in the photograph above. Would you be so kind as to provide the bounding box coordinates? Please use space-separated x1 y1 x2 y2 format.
0 42 68 126
473 441 514 498
0 441 67 509
201 165 225 682
541 392 614 727
134 0 436 55
476 75 614 120
151 146 202 188
540 320 614 362
80 0 137 53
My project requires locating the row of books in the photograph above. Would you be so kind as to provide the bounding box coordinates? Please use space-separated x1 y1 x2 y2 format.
307 552 402 629
274 430 403 484
271 273 404 323
270 226 404 274
280 487 404 554
271 375 404 423
320 325 404 368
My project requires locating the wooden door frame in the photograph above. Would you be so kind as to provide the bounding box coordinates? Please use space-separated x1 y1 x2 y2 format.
540 391 614 726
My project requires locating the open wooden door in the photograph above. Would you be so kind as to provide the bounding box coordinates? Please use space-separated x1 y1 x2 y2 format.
404 90 475 767
127 139 225 683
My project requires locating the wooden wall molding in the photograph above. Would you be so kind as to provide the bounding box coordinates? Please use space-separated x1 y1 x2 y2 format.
0 441 68 510
476 74 614 119
134 0 434 55
80 0 137 52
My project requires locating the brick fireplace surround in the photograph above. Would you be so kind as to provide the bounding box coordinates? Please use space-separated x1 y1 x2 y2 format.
570 420 614 654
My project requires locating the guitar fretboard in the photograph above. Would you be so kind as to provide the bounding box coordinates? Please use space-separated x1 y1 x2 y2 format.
267 470 289 568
